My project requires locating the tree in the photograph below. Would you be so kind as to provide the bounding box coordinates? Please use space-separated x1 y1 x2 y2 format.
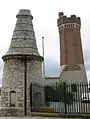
45 86 56 102
45 82 75 105
55 82 75 104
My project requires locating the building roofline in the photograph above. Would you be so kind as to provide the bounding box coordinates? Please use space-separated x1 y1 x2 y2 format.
45 76 60 79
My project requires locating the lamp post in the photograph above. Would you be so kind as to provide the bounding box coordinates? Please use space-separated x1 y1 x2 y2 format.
24 55 27 116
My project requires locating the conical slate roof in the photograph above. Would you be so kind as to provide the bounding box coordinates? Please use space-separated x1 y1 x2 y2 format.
3 9 41 58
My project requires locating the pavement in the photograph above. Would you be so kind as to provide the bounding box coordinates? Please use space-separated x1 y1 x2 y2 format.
0 117 83 119
0 117 60 119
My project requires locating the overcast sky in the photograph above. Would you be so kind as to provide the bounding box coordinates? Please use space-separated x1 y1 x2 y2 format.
0 0 90 86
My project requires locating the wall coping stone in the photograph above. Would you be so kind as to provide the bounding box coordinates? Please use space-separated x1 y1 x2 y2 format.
30 112 90 118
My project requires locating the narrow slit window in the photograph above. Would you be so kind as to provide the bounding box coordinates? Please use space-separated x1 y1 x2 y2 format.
10 91 16 107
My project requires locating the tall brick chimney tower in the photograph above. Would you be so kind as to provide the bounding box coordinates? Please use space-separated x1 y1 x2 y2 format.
57 12 87 82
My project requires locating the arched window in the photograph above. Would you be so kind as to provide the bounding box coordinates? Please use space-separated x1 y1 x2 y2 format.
10 91 16 107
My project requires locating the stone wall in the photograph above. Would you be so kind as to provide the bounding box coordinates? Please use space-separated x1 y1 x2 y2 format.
1 59 24 108
44 77 60 85
26 59 43 115
60 70 87 83
0 107 24 116
0 9 44 116
0 58 43 116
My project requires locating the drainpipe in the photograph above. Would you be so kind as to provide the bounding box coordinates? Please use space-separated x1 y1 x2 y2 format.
24 55 27 116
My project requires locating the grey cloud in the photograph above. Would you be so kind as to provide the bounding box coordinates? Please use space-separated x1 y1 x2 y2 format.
85 63 90 71
84 48 90 71
0 61 3 87
0 57 3 72
0 56 60 77
0 48 90 78
84 49 90 62
45 58 60 77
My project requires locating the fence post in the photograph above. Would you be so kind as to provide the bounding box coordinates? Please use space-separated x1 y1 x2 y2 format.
30 83 32 112
44 85 46 105
64 82 67 114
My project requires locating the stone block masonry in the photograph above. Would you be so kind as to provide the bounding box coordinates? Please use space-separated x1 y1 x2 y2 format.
0 9 43 116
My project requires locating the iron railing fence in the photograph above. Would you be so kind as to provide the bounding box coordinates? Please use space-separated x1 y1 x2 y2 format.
30 82 90 114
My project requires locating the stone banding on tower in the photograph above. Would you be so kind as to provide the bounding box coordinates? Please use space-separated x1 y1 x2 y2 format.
0 9 44 116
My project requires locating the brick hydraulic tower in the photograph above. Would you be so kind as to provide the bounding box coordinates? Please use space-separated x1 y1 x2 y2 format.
57 12 87 82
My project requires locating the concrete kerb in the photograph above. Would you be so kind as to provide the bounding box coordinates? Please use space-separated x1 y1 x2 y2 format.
30 112 90 118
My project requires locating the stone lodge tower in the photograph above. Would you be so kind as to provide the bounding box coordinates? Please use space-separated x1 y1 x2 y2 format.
57 12 87 82
0 9 43 116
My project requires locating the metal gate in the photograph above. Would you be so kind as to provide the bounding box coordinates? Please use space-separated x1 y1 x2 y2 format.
30 82 90 114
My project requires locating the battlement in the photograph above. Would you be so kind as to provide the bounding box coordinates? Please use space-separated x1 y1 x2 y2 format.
57 12 81 27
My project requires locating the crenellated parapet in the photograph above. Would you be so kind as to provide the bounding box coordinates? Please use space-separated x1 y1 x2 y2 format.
57 12 87 83
57 12 81 31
